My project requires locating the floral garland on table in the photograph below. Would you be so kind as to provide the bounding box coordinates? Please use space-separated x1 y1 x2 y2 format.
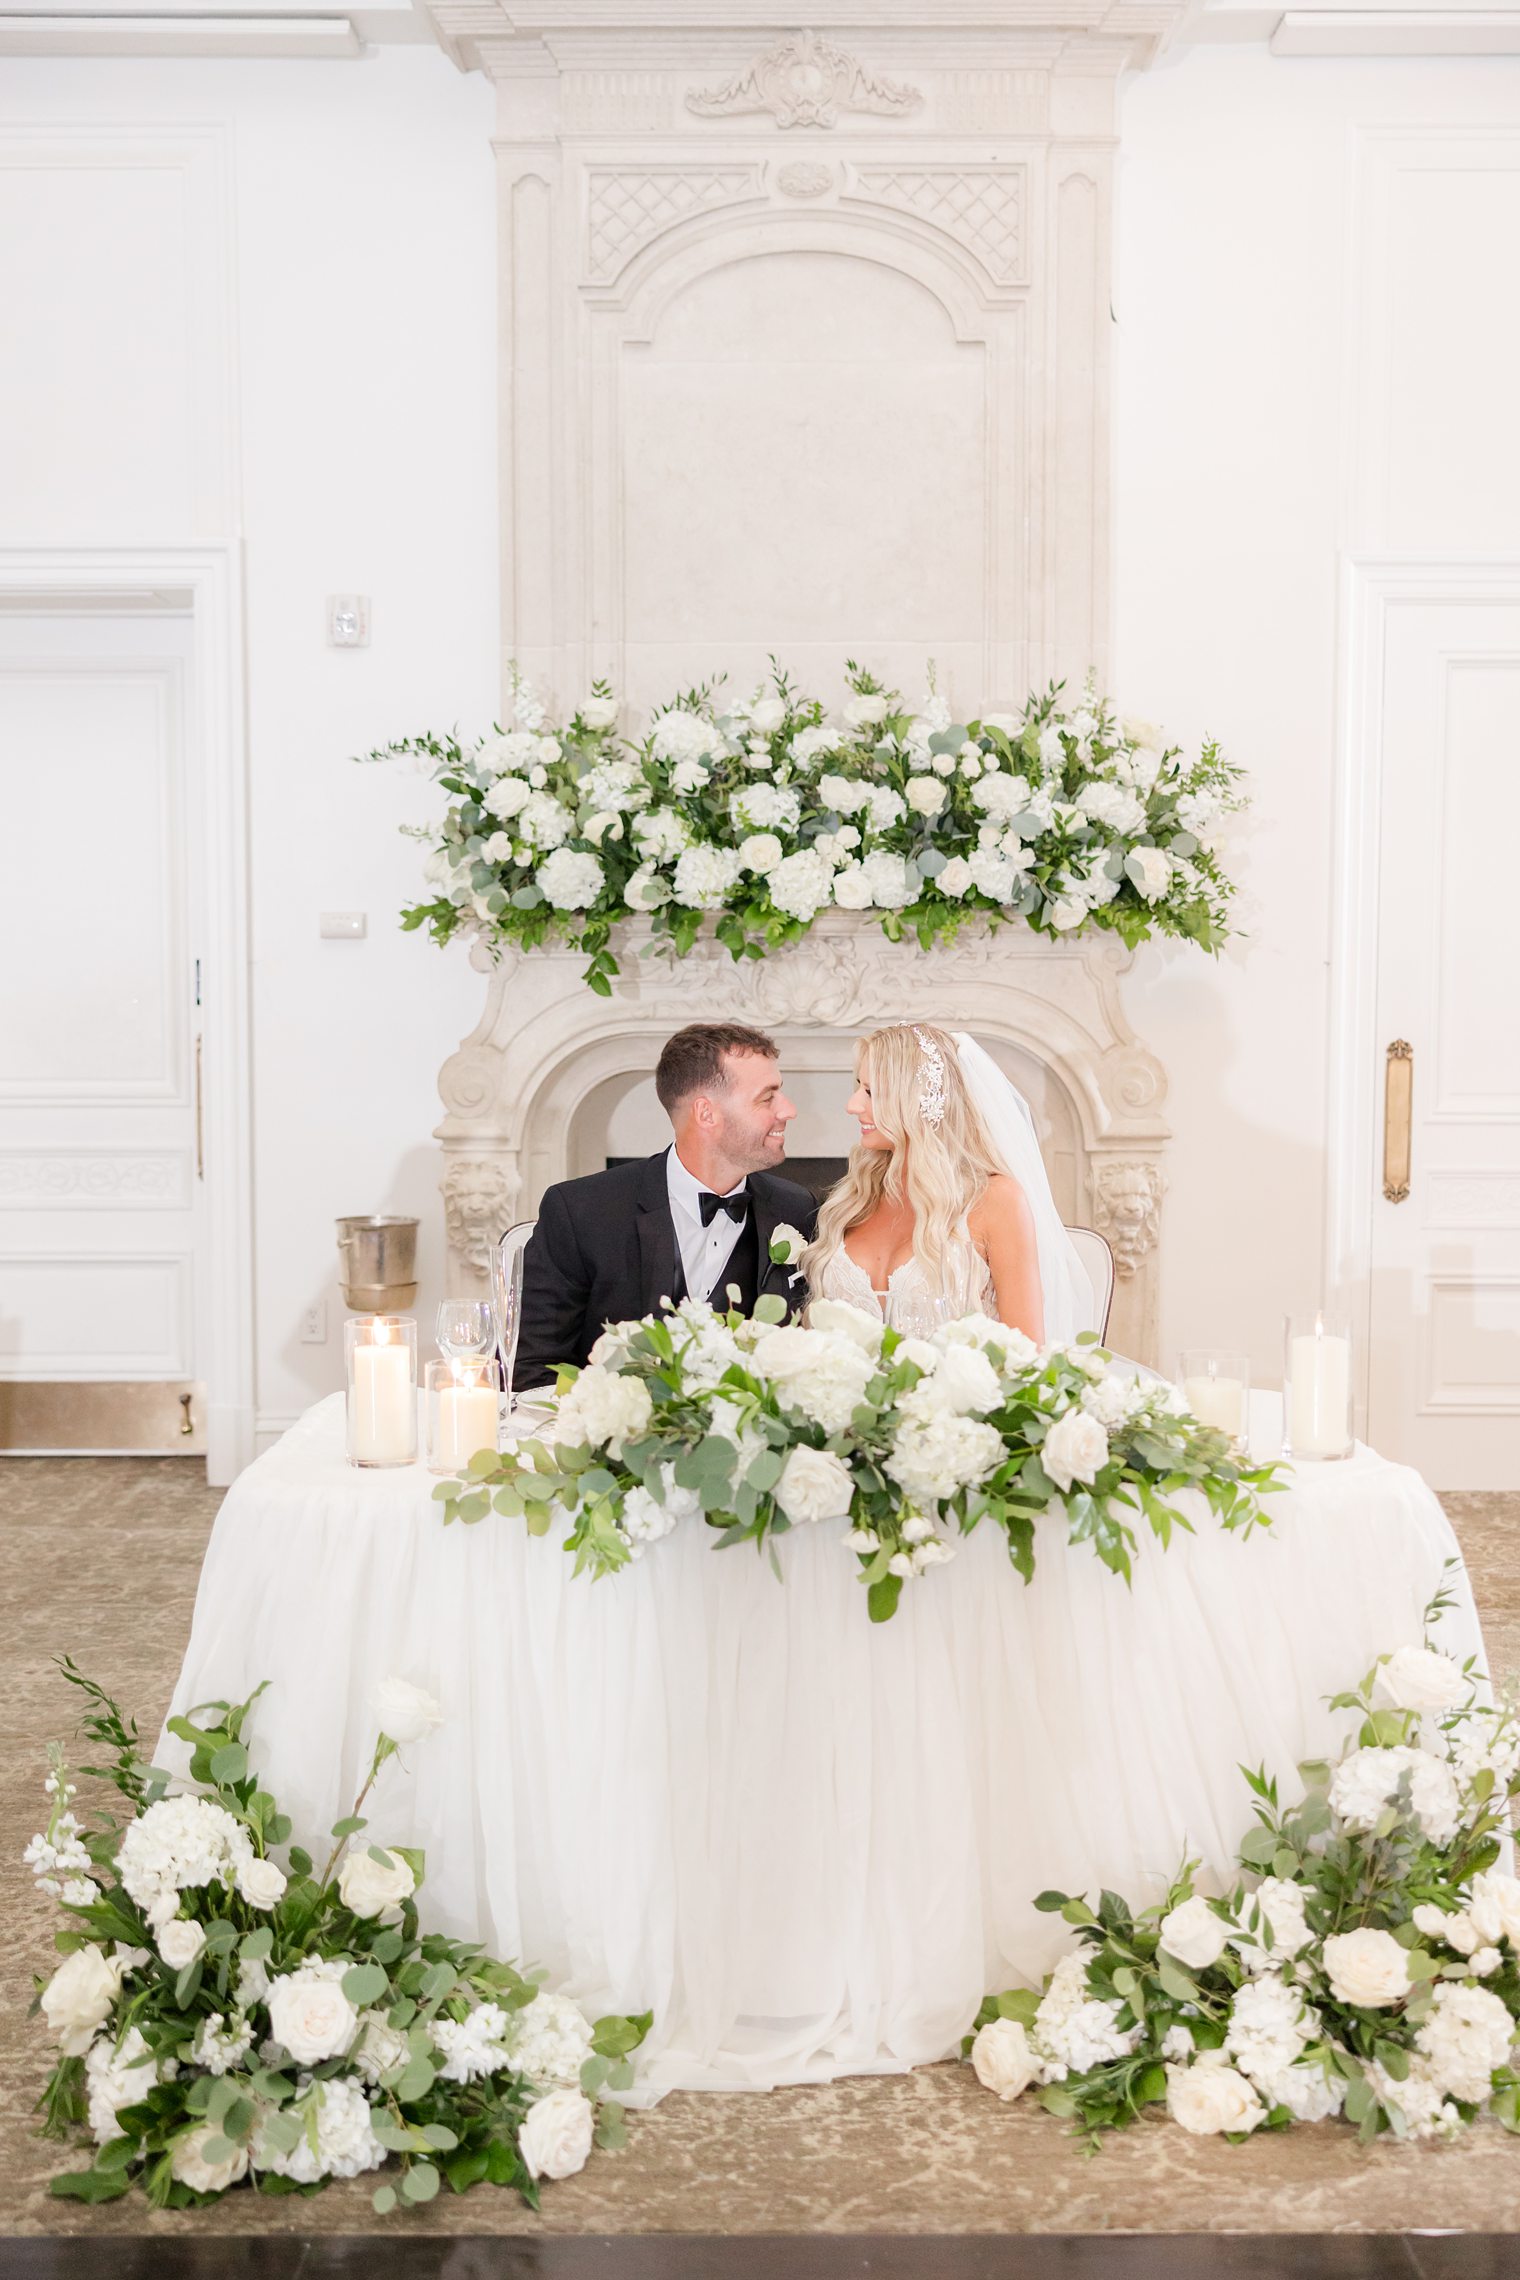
437 1285 1282 1625
362 660 1246 993
28 1664 648 2211
966 1582 1520 2147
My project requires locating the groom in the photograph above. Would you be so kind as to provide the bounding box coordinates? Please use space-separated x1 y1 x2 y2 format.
514 1021 819 1390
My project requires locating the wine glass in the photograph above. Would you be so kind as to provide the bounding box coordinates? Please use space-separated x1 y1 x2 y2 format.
884 1289 956 1340
435 1299 496 1361
490 1239 526 1419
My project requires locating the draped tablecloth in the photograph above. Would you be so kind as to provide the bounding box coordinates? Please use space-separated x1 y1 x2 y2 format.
161 1391 1489 2104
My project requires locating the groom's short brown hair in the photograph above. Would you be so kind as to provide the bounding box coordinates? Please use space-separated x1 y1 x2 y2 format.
655 1022 779 1111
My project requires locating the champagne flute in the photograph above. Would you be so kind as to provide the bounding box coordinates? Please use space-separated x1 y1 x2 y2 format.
491 1241 526 1420
884 1289 956 1340
435 1299 496 1361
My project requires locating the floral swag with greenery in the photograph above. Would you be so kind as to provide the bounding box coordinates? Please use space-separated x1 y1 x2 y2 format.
966 1582 1520 2149
364 662 1246 993
438 1289 1281 1626
28 1668 648 2213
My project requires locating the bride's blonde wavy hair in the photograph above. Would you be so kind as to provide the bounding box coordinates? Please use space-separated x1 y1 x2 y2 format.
804 1024 1006 1289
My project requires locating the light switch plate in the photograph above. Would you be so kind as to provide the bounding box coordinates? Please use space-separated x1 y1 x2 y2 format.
320 911 366 940
327 594 370 647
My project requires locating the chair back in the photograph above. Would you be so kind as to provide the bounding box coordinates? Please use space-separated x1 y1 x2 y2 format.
496 1218 537 1281
1065 1225 1116 1342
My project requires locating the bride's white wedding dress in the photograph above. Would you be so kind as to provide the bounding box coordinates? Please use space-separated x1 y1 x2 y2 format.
813 1229 998 1324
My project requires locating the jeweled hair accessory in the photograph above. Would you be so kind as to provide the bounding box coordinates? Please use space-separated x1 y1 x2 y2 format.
913 1026 947 1128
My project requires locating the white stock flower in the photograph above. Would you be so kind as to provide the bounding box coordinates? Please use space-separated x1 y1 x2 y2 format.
768 848 836 919
1415 1982 1516 2104
844 692 890 729
1225 1978 1315 2082
1330 1746 1461 1846
41 1946 124 2056
672 844 743 911
887 1414 1003 1505
1041 1408 1109 1493
172 2124 249 2194
85 2027 164 2141
971 2018 1039 2101
1159 1894 1230 1971
520 2086 596 2181
236 1856 287 1910
1036 724 1067 771
1126 845 1173 902
537 847 604 911
372 1676 443 1746
737 831 784 875
258 2078 385 2184
484 774 533 820
1322 1927 1412 2009
650 708 723 765
774 1445 855 1527
338 1845 415 1919
556 1364 653 1455
266 1962 360 2065
157 1918 206 1971
905 775 947 816
1166 2054 1266 2137
750 1325 874 1434
1376 1645 1469 1714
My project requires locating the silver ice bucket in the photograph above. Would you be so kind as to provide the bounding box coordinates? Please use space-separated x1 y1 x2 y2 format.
336 1215 419 1312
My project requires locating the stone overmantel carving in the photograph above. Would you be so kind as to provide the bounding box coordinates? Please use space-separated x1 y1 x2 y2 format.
685 31 922 129
436 918 1170 1362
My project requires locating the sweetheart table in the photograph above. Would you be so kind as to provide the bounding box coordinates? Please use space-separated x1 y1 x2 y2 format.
160 1390 1488 2104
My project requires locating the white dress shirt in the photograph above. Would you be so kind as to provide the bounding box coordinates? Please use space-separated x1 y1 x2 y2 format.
666 1144 749 1306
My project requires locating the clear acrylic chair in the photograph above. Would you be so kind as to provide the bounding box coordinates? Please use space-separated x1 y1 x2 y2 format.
1065 1225 1116 1342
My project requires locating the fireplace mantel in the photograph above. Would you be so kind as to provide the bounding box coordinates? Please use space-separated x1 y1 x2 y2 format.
436 917 1169 1362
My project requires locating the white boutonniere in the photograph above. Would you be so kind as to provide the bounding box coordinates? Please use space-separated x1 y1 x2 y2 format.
769 1223 806 1268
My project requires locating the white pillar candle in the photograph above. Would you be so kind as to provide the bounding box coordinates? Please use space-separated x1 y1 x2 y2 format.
1288 1327 1351 1459
352 1337 414 1464
435 1382 499 1471
1183 1374 1244 1438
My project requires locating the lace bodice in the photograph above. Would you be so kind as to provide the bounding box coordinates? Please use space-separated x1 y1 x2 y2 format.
811 1235 996 1327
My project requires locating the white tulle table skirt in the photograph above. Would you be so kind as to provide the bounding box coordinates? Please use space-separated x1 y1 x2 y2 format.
161 1391 1487 2103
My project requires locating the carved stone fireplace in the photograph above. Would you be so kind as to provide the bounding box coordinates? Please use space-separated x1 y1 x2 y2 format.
438 917 1168 1362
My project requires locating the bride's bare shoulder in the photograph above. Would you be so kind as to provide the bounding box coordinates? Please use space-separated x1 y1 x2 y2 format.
969 1172 1034 1236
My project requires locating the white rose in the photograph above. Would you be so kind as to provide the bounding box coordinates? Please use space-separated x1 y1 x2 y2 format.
483 831 513 864
538 846 604 911
579 696 618 730
929 1343 1003 1416
266 1969 359 2065
905 775 947 816
1045 896 1088 932
804 1298 884 1351
1159 1893 1231 1971
40 1946 123 2056
1376 1645 1469 1714
844 693 889 728
338 1846 416 1919
484 775 532 820
1041 1407 1109 1492
372 1675 443 1746
738 831 784 875
774 1445 855 1528
236 1857 288 1910
171 2124 249 2195
1166 2056 1265 2137
831 862 874 910
1126 844 1173 902
971 2017 1039 2101
1467 1870 1520 1949
1322 1927 1413 2009
768 1222 807 1267
519 2085 596 2181
157 1918 206 1971
747 696 787 734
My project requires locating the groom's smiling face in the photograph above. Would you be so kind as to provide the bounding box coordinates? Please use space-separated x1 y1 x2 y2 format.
702 1049 795 1174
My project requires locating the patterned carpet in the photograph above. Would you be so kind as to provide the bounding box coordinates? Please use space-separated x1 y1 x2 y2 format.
4 1458 1519 2238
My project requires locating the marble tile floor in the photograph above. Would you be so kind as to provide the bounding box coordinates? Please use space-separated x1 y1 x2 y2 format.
3 1459 1520 2252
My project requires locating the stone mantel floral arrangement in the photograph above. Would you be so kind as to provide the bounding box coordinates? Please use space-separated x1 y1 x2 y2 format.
362 662 1245 994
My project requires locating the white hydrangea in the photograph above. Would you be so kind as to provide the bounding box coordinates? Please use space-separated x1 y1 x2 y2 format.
1036 724 1067 772
650 708 724 765
792 727 843 766
115 1795 255 1927
1034 1953 1140 2076
632 808 691 863
555 1364 653 1457
813 826 860 867
967 847 1023 904
620 1484 680 1557
731 782 801 835
859 850 914 908
863 786 905 832
1234 1875 1312 1970
85 2027 170 2144
1255 2059 1346 2123
537 847 604 911
1415 1982 1516 2105
1365 2052 1463 2141
255 2078 386 2183
768 848 836 920
503 1991 596 2090
432 2001 513 2084
973 772 1034 822
190 2012 254 2078
1329 1745 1462 1846
749 1325 874 1435
1074 780 1145 835
887 1413 1004 1504
817 771 869 811
350 2010 409 2085
673 844 744 910
1224 1978 1315 2083
519 792 573 850
576 759 646 814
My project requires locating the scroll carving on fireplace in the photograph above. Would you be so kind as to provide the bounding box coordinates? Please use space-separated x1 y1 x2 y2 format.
686 32 922 130
442 1156 520 1276
1092 1160 1165 1280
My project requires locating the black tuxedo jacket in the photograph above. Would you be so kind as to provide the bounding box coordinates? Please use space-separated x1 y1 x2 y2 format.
514 1150 819 1391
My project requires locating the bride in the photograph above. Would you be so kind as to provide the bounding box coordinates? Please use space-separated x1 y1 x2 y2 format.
804 1022 1093 1343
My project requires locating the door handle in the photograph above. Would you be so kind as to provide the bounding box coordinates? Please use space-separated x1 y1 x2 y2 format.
1383 1040 1412 1203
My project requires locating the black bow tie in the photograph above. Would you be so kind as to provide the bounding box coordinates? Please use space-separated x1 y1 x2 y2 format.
699 1188 749 1226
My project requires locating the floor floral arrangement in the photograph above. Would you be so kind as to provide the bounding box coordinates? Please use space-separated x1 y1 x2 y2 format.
439 1295 1281 1623
967 1584 1520 2146
28 1666 648 2211
363 660 1245 992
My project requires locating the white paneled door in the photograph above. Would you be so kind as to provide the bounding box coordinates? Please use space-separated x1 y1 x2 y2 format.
0 602 204 1442
1362 582 1520 1488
